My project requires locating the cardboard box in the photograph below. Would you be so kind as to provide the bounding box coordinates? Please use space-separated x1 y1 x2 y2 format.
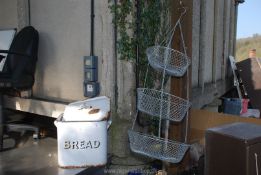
190 109 261 145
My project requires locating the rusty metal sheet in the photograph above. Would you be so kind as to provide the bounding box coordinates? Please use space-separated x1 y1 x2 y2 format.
236 58 261 112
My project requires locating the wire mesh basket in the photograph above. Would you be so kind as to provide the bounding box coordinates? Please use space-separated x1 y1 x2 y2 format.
146 46 190 77
137 88 191 122
128 130 189 163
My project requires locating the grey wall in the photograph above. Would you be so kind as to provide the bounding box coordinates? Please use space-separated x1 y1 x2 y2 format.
0 0 135 160
30 0 115 102
0 0 135 118
0 0 18 29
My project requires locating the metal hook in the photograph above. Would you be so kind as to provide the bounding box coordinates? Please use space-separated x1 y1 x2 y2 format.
179 0 183 6
180 6 187 17
178 0 187 19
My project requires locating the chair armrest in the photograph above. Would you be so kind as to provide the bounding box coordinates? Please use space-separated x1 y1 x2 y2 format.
0 50 30 58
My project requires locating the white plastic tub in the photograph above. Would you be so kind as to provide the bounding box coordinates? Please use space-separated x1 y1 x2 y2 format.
54 96 110 168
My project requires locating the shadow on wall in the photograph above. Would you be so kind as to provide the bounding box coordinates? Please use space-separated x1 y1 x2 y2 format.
33 31 68 103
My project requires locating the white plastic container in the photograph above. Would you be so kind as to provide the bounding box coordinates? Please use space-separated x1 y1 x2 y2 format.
54 96 110 168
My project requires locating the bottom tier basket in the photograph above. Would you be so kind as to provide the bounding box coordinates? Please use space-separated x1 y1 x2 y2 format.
128 130 190 163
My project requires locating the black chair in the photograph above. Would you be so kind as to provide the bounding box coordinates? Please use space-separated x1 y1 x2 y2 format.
0 26 39 151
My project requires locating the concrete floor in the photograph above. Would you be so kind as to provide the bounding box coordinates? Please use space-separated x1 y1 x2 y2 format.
0 134 90 175
0 111 105 175
0 111 156 175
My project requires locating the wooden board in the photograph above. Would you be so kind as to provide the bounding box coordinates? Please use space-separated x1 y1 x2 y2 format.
190 109 261 145
191 0 201 87
213 0 224 83
169 0 193 173
199 0 215 88
222 0 231 80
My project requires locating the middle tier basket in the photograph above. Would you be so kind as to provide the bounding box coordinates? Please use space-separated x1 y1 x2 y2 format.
137 88 191 122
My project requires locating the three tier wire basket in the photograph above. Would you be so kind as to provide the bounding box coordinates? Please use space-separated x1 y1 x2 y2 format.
128 7 191 164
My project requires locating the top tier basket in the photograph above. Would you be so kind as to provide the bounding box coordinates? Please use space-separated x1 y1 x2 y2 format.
146 46 190 77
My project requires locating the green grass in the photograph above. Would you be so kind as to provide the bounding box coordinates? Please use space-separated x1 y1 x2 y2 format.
236 34 261 62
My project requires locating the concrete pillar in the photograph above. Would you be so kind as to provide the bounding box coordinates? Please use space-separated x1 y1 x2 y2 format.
17 0 30 30
117 60 136 120
109 60 135 158
97 0 116 108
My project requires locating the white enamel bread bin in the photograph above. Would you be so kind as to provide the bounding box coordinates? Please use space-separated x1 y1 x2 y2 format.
55 96 110 168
